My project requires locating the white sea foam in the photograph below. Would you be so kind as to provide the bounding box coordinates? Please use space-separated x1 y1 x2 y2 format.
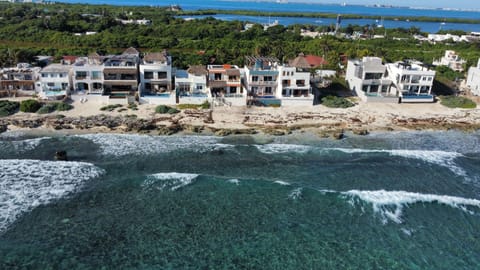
274 180 291 186
255 144 312 154
11 137 49 152
143 172 199 191
343 190 480 224
0 159 104 233
78 134 232 156
227 179 240 185
289 188 302 200
330 148 466 176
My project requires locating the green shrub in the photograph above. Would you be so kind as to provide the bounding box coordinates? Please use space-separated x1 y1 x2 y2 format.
0 100 19 117
440 95 477 109
155 105 170 114
20 99 42 113
167 107 180 114
55 102 73 111
118 108 127 112
37 104 57 114
321 95 355 108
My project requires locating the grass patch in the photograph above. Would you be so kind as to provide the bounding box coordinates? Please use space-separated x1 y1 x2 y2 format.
440 95 477 109
37 102 73 114
321 95 355 108
0 100 19 117
100 104 123 111
176 101 210 110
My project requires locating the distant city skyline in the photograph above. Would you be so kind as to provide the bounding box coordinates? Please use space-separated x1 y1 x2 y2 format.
289 0 480 10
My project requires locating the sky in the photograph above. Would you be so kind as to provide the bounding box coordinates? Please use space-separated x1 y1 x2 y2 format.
298 1 480 10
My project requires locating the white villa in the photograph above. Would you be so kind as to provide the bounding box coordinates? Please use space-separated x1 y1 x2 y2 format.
346 57 395 102
37 63 72 99
432 50 466 72
139 50 174 105
207 64 245 106
386 61 436 103
71 54 104 95
175 65 209 104
277 53 313 106
244 56 280 106
466 59 480 96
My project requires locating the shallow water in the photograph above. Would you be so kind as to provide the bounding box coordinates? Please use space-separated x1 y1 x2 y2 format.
0 130 479 269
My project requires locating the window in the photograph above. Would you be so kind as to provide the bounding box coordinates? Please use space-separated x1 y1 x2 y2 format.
230 86 237 94
381 85 389 93
196 85 203 90
265 87 273 94
47 82 55 87
214 73 222 80
144 72 154 79
362 85 369 92
158 72 167 79
76 71 88 80
42 73 47 78
252 76 259 82
91 71 102 80
228 75 237 81
411 75 421 83
264 76 273 82
61 83 68 90
296 80 305 86
370 85 379 93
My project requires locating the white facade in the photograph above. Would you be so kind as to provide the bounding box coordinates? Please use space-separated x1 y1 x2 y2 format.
72 57 104 95
244 58 279 98
466 59 480 96
346 57 395 102
176 66 208 104
37 64 72 99
207 64 245 106
276 66 312 106
432 50 466 72
386 61 436 103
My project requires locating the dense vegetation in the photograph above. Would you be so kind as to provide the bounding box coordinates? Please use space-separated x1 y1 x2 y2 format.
439 96 477 109
320 95 355 108
155 105 180 114
1 2 480 71
0 100 19 117
19 99 42 113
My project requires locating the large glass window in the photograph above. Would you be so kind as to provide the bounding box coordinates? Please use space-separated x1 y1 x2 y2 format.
144 72 154 79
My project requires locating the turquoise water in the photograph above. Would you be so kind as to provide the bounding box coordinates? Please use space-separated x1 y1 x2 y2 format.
1 131 480 269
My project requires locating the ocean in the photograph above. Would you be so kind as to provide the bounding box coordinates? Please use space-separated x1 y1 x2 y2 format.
1 130 480 268
55 0 480 33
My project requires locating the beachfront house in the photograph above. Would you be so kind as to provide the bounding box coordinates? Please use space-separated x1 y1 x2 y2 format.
139 50 174 105
386 60 436 103
346 57 395 102
207 64 245 106
432 50 466 72
466 59 480 96
244 56 280 106
0 64 40 97
277 53 313 106
175 65 209 104
71 54 104 95
37 63 72 99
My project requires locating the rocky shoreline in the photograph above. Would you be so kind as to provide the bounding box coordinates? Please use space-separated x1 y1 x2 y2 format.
1 105 480 139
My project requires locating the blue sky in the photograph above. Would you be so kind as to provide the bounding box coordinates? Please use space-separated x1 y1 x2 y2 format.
302 1 480 9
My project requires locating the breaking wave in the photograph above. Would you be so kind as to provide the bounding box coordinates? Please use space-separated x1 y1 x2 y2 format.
330 148 466 176
255 144 312 154
0 159 104 233
342 189 480 224
78 134 233 156
143 172 199 191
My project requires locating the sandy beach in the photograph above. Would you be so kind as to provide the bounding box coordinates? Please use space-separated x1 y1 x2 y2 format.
1 97 480 137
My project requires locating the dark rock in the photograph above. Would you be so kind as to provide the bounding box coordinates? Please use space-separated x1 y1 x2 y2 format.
0 125 6 133
352 129 369 136
331 131 345 140
55 150 68 161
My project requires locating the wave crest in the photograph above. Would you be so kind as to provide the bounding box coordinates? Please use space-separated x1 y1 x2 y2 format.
343 189 480 224
0 159 104 233
143 172 199 191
